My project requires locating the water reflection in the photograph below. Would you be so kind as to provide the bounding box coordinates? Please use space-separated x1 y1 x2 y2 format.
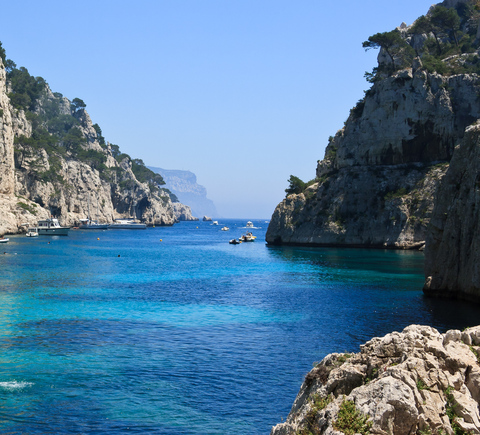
266 244 478 334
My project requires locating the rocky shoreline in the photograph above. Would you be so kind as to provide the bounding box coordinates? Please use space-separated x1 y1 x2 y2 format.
271 324 480 435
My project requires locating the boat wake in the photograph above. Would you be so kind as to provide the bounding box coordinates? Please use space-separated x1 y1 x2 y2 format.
0 381 34 391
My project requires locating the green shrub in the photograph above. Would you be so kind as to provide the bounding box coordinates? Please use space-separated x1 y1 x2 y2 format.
333 398 372 435
131 159 165 186
7 66 46 111
384 187 408 201
416 378 430 391
285 175 306 195
17 201 37 215
445 386 469 435
297 394 334 435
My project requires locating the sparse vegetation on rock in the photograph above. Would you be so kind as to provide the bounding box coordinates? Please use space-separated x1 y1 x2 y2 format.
271 325 480 435
0 41 196 234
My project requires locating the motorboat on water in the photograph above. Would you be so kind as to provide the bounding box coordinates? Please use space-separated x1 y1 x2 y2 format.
36 218 70 236
229 238 242 244
26 228 39 237
221 226 229 231
212 221 218 225
79 219 109 230
0 237 9 243
239 232 256 242
109 219 147 229
246 221 254 228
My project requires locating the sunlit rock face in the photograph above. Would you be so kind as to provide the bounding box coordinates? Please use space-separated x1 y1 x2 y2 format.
271 324 480 435
0 60 18 196
0 59 196 235
266 65 480 248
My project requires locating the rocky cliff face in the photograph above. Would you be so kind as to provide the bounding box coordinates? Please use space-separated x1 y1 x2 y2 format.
266 65 480 248
424 123 480 301
0 60 195 234
271 324 480 435
266 0 480 249
0 61 16 196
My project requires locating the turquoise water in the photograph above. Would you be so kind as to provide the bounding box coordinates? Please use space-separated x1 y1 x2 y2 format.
0 219 478 434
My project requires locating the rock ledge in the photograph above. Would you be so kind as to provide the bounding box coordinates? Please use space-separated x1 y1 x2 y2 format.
271 325 480 435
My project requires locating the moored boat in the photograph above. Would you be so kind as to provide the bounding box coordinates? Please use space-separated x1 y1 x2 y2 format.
109 219 147 229
26 228 39 237
0 237 9 243
37 218 70 236
79 219 109 230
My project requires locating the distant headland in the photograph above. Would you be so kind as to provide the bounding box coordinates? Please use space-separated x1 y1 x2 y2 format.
148 167 218 219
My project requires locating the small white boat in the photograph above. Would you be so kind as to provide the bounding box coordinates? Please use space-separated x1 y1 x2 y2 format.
26 228 39 237
246 221 254 228
212 221 218 225
79 219 109 230
109 219 147 229
37 218 70 236
221 226 229 231
229 238 242 245
0 237 9 243
239 232 256 242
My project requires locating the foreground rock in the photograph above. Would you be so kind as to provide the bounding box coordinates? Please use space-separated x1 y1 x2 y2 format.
271 324 480 435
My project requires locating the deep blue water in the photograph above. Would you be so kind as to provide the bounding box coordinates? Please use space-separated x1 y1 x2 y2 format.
0 219 479 434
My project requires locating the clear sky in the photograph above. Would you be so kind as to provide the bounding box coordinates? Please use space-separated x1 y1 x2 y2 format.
1 0 435 219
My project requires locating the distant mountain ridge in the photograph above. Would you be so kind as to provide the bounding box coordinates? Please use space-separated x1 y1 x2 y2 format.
148 167 218 219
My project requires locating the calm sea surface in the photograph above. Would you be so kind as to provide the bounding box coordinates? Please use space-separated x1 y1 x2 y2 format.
0 219 478 434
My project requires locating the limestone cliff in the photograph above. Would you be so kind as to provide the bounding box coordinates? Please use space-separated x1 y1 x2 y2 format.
0 57 195 234
266 0 480 249
271 325 480 435
424 123 480 301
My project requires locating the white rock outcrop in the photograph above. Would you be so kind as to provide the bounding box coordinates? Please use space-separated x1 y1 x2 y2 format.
0 60 16 195
271 325 480 435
